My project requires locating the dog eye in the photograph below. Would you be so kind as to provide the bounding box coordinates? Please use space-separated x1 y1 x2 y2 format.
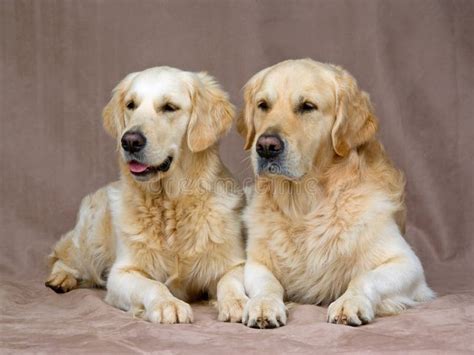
162 103 179 112
257 100 269 112
298 101 318 113
126 100 136 110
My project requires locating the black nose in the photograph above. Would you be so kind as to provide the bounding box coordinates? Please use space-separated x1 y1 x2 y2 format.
256 134 284 159
121 131 146 153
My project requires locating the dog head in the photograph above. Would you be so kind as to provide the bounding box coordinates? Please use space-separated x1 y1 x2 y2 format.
238 59 378 180
103 67 234 182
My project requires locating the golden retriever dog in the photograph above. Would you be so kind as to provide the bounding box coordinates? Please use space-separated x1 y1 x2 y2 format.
237 59 434 328
45 66 248 324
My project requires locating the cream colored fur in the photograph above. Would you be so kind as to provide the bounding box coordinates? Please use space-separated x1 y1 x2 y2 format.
238 59 434 328
46 67 248 324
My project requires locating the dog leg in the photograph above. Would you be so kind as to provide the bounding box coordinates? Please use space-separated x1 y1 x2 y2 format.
243 261 287 329
45 261 79 293
45 186 115 293
105 263 193 324
216 264 248 323
45 231 81 293
327 247 432 326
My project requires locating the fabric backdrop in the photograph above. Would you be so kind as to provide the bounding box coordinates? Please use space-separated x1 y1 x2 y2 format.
1 0 473 353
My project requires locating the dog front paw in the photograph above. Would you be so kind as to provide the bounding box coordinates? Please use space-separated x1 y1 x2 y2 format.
147 297 193 324
327 294 374 326
218 295 248 323
243 296 287 329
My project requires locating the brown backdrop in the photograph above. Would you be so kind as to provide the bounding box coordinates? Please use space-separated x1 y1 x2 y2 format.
1 0 473 353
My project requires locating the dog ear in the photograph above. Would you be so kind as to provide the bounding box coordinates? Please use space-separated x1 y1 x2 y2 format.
102 72 140 138
236 84 256 151
237 67 271 150
331 68 378 157
187 72 235 152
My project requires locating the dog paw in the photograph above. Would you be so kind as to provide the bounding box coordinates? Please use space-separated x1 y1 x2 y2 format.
243 296 287 329
327 294 374 326
45 271 78 293
217 295 248 323
147 297 193 324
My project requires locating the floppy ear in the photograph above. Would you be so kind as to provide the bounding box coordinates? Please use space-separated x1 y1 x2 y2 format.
236 83 256 151
237 67 270 150
187 72 235 152
102 72 140 138
331 69 378 157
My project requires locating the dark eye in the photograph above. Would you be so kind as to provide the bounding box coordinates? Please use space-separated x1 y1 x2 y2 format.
257 100 269 112
298 101 318 113
126 100 136 110
162 103 179 112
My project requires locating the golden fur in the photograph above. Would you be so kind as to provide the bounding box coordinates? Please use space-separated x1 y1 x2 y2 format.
46 67 248 324
238 59 434 328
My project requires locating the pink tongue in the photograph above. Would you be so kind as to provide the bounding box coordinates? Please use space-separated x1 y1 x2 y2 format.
129 161 149 173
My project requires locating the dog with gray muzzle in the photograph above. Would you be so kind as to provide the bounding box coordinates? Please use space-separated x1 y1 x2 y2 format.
238 59 434 328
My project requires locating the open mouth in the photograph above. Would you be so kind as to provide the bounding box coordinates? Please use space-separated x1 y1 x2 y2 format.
128 156 174 177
